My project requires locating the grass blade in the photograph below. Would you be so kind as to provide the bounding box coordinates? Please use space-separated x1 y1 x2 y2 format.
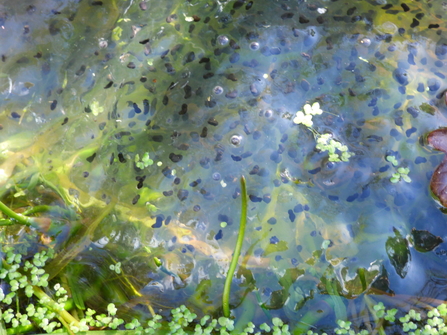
222 176 247 317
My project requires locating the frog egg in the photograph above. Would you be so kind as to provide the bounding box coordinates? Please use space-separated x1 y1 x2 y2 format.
213 86 224 95
217 35 229 46
359 38 371 47
379 21 398 35
230 134 243 146
249 42 260 50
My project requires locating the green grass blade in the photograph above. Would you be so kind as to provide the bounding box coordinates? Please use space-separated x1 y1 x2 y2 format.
222 176 248 317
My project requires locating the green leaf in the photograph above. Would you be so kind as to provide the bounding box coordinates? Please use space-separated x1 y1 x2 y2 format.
386 228 411 278
107 304 117 316
386 156 398 166
401 175 411 183
390 177 400 183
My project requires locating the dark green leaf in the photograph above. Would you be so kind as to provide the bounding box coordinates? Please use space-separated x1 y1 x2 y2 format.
411 228 443 252
385 228 411 278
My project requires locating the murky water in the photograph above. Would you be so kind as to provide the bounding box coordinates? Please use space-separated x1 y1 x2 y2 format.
2 0 447 330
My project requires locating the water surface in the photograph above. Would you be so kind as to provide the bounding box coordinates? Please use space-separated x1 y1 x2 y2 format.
1 0 447 330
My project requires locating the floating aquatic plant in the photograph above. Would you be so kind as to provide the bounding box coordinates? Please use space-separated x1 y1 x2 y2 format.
315 134 353 163
386 155 399 167
89 100 104 117
293 103 353 162
390 167 411 184
0 209 444 334
386 155 411 183
135 152 154 169
293 102 323 127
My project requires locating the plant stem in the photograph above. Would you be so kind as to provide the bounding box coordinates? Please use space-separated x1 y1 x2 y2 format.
0 219 14 226
0 200 35 226
32 286 80 328
222 176 247 318
57 313 76 335
22 205 76 219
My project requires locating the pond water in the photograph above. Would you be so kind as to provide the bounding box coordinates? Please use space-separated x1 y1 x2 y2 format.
2 0 447 331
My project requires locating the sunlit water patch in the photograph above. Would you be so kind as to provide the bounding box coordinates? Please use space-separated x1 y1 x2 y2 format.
2 0 447 329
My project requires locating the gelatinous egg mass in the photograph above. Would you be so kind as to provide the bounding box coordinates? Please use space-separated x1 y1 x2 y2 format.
4 0 447 325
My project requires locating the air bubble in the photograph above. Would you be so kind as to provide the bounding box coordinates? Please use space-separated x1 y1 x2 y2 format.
217 35 229 46
213 86 224 95
249 42 260 50
360 38 371 47
212 172 221 181
230 134 242 146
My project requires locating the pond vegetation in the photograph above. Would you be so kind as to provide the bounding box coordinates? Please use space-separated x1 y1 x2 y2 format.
1 0 447 333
